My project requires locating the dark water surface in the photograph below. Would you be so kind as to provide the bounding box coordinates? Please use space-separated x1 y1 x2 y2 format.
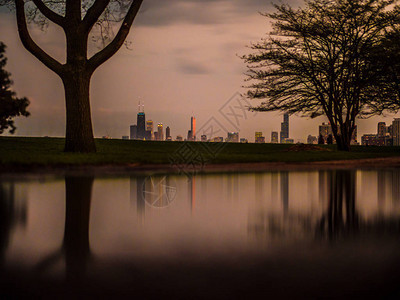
1 169 400 298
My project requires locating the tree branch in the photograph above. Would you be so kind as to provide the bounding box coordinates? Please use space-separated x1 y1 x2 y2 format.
15 0 64 76
82 0 111 32
88 0 143 72
31 0 65 27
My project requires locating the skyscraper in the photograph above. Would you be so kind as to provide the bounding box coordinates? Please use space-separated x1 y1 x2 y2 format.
137 102 146 140
392 118 400 146
378 122 386 137
271 131 278 143
191 116 196 141
157 123 164 141
255 132 265 143
166 126 171 140
146 120 154 140
227 132 239 143
280 113 289 143
130 125 137 140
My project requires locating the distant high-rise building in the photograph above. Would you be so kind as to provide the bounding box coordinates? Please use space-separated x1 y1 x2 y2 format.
191 116 196 141
187 130 193 141
166 126 171 140
146 120 154 140
255 132 265 143
211 137 224 142
361 134 385 146
157 123 164 141
378 122 386 137
280 113 289 143
392 118 400 146
145 130 152 140
271 131 278 143
130 125 137 140
201 135 207 142
176 135 183 141
137 102 146 140
227 132 239 143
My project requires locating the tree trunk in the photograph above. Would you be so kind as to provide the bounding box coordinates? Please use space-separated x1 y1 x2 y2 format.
62 72 96 153
336 136 351 151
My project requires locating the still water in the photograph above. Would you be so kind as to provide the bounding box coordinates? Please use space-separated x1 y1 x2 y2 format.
1 169 400 298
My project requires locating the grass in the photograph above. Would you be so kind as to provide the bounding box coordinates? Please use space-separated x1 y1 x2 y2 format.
0 136 400 167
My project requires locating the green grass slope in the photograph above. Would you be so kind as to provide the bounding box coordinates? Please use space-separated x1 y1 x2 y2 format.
0 136 399 167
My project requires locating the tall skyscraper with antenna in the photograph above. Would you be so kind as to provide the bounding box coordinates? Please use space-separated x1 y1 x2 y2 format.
137 101 146 140
191 116 196 141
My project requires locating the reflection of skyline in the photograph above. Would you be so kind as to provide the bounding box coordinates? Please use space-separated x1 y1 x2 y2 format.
130 176 146 223
1 171 400 299
248 169 400 242
130 175 178 220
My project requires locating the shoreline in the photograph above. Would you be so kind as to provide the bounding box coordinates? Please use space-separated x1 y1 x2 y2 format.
2 156 400 177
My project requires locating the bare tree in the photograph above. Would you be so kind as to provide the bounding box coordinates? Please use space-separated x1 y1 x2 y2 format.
242 0 398 151
0 0 143 152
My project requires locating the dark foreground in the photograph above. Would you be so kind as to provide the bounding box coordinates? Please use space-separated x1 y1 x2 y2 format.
2 243 400 299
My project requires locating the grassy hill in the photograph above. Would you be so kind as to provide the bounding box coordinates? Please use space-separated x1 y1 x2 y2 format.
1 136 400 168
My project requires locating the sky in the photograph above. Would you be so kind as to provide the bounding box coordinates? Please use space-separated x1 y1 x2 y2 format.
0 0 397 142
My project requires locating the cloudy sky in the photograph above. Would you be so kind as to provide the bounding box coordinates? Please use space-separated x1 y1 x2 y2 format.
0 0 395 142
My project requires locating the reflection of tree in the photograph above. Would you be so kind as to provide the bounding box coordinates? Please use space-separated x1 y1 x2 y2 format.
317 170 358 240
36 176 93 283
249 170 400 242
0 182 26 267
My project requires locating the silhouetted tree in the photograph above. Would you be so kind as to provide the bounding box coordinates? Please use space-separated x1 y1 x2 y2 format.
0 1 143 152
0 42 29 134
364 24 400 113
242 0 399 151
318 134 325 145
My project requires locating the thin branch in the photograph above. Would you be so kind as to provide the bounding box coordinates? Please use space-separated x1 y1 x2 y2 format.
31 0 65 27
82 0 111 32
88 0 143 72
15 0 64 76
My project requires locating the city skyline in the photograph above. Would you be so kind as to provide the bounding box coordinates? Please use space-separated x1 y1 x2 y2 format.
1 2 398 142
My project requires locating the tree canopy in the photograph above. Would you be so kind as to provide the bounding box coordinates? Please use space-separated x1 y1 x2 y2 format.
0 42 30 135
242 0 400 151
0 0 143 152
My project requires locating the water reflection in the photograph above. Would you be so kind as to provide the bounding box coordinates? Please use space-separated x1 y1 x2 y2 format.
36 177 93 283
317 170 358 240
1 170 400 297
0 182 27 266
